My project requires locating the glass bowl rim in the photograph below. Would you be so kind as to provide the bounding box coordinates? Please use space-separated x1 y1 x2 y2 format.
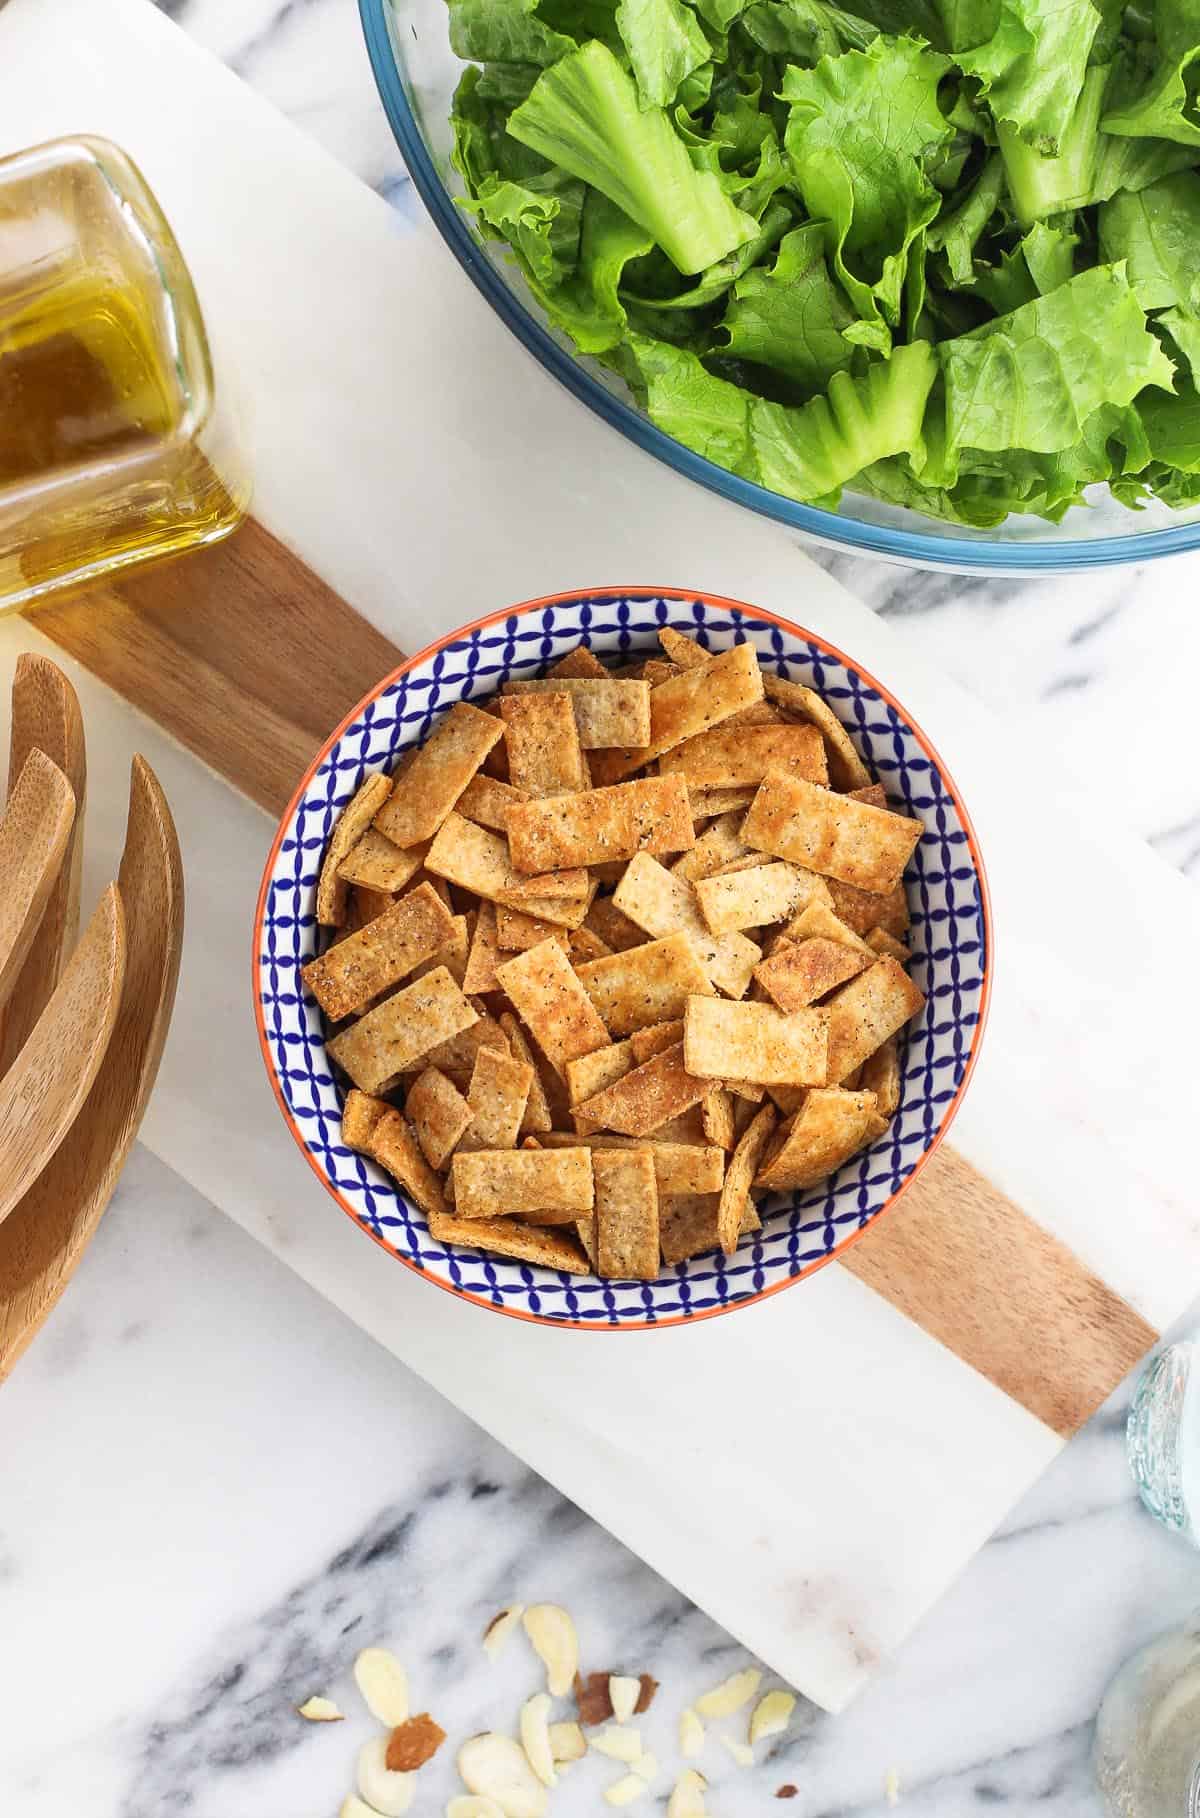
358 0 1200 573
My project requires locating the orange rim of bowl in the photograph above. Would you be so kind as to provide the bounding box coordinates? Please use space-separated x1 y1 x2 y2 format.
253 585 994 1331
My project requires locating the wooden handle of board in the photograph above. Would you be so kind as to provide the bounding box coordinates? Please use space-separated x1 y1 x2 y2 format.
25 521 1160 1434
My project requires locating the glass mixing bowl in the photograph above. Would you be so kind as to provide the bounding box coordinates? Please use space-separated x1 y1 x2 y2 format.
359 0 1200 573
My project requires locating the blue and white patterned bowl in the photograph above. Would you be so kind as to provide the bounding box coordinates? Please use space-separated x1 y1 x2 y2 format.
254 589 991 1329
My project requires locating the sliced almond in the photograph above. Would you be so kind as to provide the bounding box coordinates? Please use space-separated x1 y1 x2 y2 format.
633 1753 658 1782
357 1736 415 1816
458 1733 548 1818
343 1798 385 1818
483 1604 526 1661
885 1767 901 1807
590 1726 644 1764
668 1770 707 1818
549 1721 587 1764
679 1707 705 1758
609 1676 640 1725
354 1646 410 1727
604 1773 649 1807
520 1693 558 1788
447 1801 507 1818
522 1604 578 1698
387 1713 448 1771
297 1694 344 1721
749 1689 796 1745
695 1667 761 1719
720 1735 754 1769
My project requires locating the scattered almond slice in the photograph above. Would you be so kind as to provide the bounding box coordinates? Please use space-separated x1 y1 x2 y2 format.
632 1752 658 1782
549 1721 587 1764
297 1694 344 1721
679 1707 705 1757
609 1675 640 1725
357 1736 416 1816
668 1770 707 1818
343 1797 385 1818
604 1772 650 1806
695 1667 761 1719
354 1646 409 1727
447 1800 506 1818
520 1693 558 1788
749 1689 796 1745
523 1604 579 1697
387 1713 448 1771
719 1735 754 1769
483 1604 526 1661
590 1725 644 1764
885 1767 901 1807
458 1733 548 1818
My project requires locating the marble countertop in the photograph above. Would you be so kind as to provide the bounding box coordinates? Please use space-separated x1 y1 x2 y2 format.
2 0 1200 1811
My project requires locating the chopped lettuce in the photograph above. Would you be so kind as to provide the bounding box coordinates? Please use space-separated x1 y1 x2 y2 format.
447 0 1200 525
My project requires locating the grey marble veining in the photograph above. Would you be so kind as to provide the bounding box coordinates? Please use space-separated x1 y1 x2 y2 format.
3 1143 1200 1818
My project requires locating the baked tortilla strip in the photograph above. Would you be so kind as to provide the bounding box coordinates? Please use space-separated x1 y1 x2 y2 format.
374 702 503 847
451 1146 594 1218
424 1007 509 1080
573 1042 711 1137
495 903 573 952
507 775 695 873
716 1102 777 1255
302 882 456 1021
424 810 522 904
460 1045 534 1150
613 852 760 999
575 931 715 1035
827 875 910 938
594 1148 659 1280
462 899 502 995
341 1088 390 1155
566 1041 635 1107
410 911 470 986
824 956 925 1084
404 1066 473 1168
658 626 710 670
754 1087 879 1191
456 773 530 833
629 1018 684 1061
695 862 811 936
328 966 479 1093
370 1109 451 1218
660 1192 761 1264
500 867 590 902
540 1131 724 1194
860 1035 901 1117
549 644 608 679
683 995 829 1087
866 926 911 962
591 642 764 782
584 895 646 952
761 674 871 789
338 827 427 894
742 771 922 894
641 658 682 685
317 772 393 927
848 783 888 809
671 810 751 884
660 723 827 790
427 1209 591 1272
688 786 758 822
569 926 613 963
505 678 652 749
753 936 870 1011
701 1085 736 1151
495 938 611 1079
498 1010 555 1135
499 692 587 797
784 897 875 954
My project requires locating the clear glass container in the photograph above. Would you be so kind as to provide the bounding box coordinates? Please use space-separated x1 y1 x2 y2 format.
1128 1343 1200 1542
0 134 250 613
1095 1613 1200 1817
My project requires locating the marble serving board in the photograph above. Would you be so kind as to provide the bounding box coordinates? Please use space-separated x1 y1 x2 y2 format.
4 0 1200 1714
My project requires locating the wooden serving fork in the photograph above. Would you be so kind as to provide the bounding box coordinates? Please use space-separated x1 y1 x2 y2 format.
0 656 183 1376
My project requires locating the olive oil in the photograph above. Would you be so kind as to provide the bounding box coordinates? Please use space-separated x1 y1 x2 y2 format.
0 136 248 612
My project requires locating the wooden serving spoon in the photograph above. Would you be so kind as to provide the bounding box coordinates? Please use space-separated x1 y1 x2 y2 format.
0 746 75 1015
0 655 87 1077
0 883 125 1226
0 757 183 1377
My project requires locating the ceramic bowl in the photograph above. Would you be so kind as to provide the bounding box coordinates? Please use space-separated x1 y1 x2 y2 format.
253 588 991 1328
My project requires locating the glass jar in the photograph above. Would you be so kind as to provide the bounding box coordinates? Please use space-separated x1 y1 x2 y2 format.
1095 1614 1200 1816
0 134 250 613
1128 1343 1200 1542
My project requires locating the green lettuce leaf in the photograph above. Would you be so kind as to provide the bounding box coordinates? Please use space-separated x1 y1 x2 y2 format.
467 170 586 285
446 0 576 65
528 192 656 352
718 222 855 387
508 41 759 271
781 36 951 338
1099 170 1200 310
749 343 939 500
938 264 1175 471
946 0 1101 155
1102 0 1200 146
616 0 711 106
627 197 793 308
927 152 1006 283
737 0 878 58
